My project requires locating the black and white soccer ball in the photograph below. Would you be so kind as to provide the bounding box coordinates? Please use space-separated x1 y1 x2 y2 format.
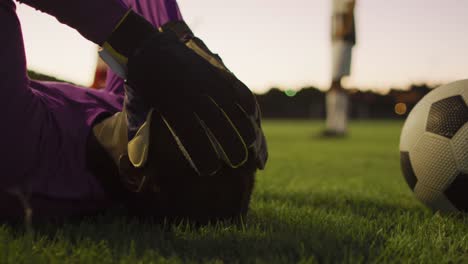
400 80 468 213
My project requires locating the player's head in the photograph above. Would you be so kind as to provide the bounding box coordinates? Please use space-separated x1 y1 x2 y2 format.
122 154 257 224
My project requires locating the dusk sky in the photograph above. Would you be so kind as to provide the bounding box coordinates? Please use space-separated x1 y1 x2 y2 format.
16 0 468 93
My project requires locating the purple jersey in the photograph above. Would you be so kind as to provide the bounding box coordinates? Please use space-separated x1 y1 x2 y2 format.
0 0 183 219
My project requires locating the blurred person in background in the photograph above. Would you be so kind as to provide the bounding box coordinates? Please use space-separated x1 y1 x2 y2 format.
0 0 267 224
322 0 356 137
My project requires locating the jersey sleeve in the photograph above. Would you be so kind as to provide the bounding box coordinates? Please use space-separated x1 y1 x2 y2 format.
16 0 129 45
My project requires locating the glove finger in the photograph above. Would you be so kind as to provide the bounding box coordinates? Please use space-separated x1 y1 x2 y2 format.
255 131 268 170
195 97 249 168
215 70 257 115
197 73 257 143
218 102 257 149
213 77 259 145
159 108 222 176
217 93 267 169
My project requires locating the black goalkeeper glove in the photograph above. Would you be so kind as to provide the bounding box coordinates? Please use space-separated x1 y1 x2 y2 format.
100 11 267 175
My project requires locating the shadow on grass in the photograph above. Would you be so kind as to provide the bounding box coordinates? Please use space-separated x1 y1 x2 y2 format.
3 191 467 263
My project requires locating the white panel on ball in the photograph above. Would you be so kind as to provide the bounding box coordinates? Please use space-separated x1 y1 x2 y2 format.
411 132 458 191
414 183 458 213
399 101 431 152
461 83 468 103
450 123 468 173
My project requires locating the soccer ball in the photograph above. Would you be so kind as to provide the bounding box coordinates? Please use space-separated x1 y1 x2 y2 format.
400 80 468 213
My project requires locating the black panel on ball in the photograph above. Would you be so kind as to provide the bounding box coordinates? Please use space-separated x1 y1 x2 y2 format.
445 172 468 212
400 151 417 190
426 96 468 139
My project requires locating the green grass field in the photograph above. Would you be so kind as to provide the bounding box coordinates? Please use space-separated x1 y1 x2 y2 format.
1 121 468 263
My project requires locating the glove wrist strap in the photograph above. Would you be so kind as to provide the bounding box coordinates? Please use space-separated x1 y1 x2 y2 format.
99 10 156 78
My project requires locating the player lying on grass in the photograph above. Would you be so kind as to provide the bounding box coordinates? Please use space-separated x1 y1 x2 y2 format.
0 0 267 224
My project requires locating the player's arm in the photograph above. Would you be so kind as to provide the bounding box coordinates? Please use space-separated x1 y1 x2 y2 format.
17 0 265 175
16 0 128 45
